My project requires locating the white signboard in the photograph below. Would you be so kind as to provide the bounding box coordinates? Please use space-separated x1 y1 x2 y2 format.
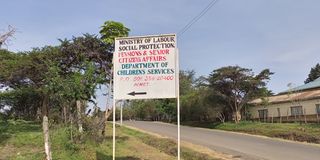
113 34 177 100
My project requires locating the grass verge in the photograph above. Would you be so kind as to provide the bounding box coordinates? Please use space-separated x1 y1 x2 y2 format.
0 120 222 160
182 121 320 144
121 126 221 160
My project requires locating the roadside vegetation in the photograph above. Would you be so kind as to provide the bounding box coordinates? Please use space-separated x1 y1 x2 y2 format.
0 21 130 159
122 68 273 124
121 65 320 144
182 121 320 144
0 120 222 160
1 18 320 160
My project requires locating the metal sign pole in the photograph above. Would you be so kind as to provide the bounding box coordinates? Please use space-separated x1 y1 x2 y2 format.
112 61 116 160
177 97 180 160
176 49 180 160
112 98 116 160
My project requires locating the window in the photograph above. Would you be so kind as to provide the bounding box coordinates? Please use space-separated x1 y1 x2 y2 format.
290 106 303 116
316 104 320 114
258 109 268 119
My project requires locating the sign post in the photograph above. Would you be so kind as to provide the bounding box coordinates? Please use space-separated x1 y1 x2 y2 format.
112 95 116 160
112 34 179 160
120 101 123 126
176 49 180 160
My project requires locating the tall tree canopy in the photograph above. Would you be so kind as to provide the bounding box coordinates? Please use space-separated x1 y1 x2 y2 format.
305 63 320 84
100 21 130 45
208 66 273 123
0 21 131 160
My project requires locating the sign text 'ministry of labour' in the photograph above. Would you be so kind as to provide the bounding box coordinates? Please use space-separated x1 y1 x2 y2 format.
113 34 178 100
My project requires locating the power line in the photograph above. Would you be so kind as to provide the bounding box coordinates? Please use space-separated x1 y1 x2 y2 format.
177 0 219 38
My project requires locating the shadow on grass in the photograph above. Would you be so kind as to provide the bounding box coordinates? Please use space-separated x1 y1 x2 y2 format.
181 121 222 129
0 120 41 145
104 136 129 142
308 123 320 128
1 120 41 133
96 151 141 160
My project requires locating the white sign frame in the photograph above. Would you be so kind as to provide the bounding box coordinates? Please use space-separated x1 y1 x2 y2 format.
113 34 178 100
112 34 180 160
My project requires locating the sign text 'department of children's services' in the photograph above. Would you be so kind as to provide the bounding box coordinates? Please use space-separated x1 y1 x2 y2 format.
113 34 177 100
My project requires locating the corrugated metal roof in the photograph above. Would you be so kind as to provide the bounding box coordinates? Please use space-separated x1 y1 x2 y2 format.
280 77 320 94
250 88 320 104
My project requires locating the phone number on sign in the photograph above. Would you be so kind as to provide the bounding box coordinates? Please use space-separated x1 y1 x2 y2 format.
120 75 174 82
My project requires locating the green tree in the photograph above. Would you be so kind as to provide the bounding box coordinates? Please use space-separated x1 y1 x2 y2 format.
99 20 130 133
208 66 273 123
0 41 110 159
179 70 200 121
305 63 320 84
100 21 130 45
57 34 115 134
179 71 224 122
0 21 131 159
0 47 60 160
126 70 223 122
0 87 41 120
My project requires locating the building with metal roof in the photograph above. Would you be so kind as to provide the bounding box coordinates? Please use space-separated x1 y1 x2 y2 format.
279 77 320 94
249 78 320 122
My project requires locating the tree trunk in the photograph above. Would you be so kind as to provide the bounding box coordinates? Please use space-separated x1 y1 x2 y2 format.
70 113 73 142
42 95 52 160
102 108 112 136
63 105 67 124
233 111 241 123
43 116 52 160
103 79 112 136
76 100 83 133
36 107 41 121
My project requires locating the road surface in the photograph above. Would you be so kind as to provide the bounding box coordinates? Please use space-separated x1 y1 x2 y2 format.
123 121 320 160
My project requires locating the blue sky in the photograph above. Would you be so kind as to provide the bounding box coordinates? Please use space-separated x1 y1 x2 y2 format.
1 0 320 109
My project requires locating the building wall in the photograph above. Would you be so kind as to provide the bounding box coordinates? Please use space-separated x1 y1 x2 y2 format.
249 98 320 122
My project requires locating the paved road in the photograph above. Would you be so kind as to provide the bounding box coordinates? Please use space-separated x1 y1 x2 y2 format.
123 121 320 160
